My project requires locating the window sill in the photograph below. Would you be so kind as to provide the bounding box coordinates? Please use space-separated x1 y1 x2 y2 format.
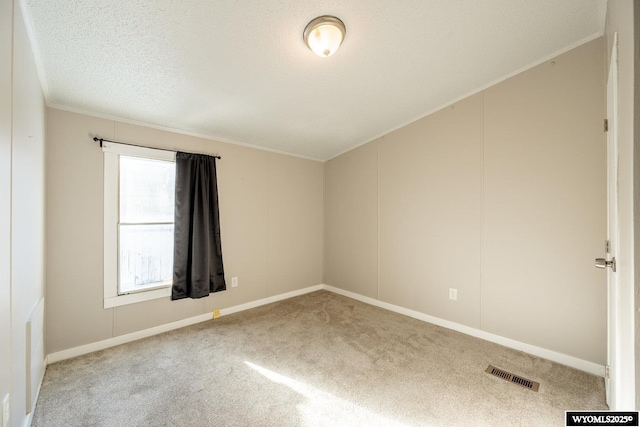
104 286 171 308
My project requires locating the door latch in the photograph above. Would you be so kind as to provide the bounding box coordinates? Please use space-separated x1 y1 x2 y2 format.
595 257 616 272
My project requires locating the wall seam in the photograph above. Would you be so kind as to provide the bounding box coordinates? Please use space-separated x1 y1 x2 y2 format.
266 153 270 299
480 91 485 331
322 156 326 285
8 0 15 407
42 102 47 357
376 138 381 301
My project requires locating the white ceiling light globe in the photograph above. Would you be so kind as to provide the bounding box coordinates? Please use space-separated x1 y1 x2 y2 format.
304 16 346 57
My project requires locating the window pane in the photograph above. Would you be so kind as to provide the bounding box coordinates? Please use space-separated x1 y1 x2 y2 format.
120 156 175 223
119 224 174 294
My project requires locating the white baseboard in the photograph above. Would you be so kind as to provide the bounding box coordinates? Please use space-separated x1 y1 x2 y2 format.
46 285 323 365
221 285 323 316
47 312 213 364
45 283 604 378
321 285 605 377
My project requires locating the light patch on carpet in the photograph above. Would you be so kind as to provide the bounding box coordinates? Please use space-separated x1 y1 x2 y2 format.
245 361 407 426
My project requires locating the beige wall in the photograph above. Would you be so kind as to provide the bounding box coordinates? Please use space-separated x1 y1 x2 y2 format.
0 0 12 417
605 0 637 409
324 142 378 299
0 1 48 426
46 109 324 353
325 38 606 365
379 94 483 328
482 40 605 363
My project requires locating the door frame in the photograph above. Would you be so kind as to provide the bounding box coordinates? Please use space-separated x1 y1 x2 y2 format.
605 31 619 408
606 31 636 411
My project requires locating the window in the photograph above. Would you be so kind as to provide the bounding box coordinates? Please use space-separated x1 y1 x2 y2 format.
119 155 175 293
103 142 176 308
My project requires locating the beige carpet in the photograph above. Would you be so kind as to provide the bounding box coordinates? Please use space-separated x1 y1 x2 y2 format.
33 290 606 426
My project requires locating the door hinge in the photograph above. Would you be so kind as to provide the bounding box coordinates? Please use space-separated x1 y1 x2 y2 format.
605 240 610 254
604 119 608 132
605 365 610 379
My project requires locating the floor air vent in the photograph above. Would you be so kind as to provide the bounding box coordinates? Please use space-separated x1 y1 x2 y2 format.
485 365 540 392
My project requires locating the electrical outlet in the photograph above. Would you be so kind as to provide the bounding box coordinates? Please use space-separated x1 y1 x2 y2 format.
449 288 458 301
2 394 9 427
213 309 220 319
231 277 238 288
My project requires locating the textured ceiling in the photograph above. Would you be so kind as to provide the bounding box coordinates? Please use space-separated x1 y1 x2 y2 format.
23 0 606 160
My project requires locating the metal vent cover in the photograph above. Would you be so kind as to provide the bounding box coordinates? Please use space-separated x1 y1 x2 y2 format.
485 365 540 392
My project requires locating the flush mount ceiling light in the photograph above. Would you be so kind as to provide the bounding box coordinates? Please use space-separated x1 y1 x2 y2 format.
303 16 346 57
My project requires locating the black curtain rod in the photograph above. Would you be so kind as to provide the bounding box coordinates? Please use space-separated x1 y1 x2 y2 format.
92 137 222 159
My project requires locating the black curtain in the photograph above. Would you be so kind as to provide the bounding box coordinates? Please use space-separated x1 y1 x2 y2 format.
172 152 226 300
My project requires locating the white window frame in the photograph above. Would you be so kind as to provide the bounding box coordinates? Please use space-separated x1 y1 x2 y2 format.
103 141 176 308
